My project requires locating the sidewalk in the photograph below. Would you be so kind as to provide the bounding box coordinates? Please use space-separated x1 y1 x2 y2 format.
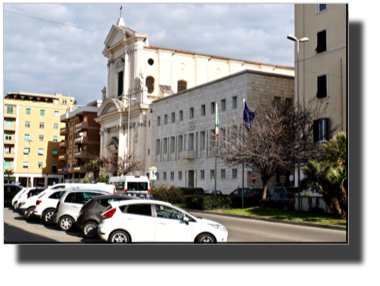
184 208 347 231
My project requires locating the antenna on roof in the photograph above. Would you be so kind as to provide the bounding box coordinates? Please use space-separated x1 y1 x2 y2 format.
120 5 122 18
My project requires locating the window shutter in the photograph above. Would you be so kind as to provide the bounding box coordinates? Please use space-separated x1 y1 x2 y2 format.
118 71 124 96
313 120 318 142
326 118 330 140
317 75 327 98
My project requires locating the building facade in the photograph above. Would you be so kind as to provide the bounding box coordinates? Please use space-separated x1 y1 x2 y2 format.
59 100 102 183
96 16 295 177
4 92 74 186
293 4 347 185
150 70 295 193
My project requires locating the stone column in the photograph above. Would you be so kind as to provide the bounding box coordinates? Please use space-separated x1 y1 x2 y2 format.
99 130 104 157
103 128 109 157
123 50 129 95
118 125 126 159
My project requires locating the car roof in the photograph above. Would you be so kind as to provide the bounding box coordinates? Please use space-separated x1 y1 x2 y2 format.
113 199 172 207
91 194 139 200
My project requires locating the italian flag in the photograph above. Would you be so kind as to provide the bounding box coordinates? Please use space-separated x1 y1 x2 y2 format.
215 103 219 136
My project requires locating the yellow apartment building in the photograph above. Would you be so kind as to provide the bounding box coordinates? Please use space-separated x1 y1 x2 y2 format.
4 92 74 187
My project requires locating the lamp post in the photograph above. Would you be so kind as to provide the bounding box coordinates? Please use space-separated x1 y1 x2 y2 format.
26 139 34 188
287 34 308 212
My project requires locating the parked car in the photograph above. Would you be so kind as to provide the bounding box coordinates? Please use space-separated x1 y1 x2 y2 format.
33 189 70 224
267 186 289 200
44 183 116 194
77 195 139 238
230 188 263 208
266 193 295 210
53 190 109 231
121 193 156 200
204 190 223 195
4 184 24 207
98 200 228 243
16 187 46 212
12 187 29 209
108 175 150 195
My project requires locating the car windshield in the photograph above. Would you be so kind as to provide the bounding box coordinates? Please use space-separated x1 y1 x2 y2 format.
127 182 148 191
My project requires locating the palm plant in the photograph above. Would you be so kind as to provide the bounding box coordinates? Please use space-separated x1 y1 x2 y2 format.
86 160 100 180
4 168 14 184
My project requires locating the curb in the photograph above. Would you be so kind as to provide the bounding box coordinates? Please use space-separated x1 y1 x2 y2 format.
184 208 347 231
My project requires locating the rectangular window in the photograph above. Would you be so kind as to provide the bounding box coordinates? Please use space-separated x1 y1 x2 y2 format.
38 162 43 169
274 96 282 110
163 172 167 180
7 107 14 114
210 170 215 179
54 111 59 117
317 4 327 12
62 100 67 105
156 139 160 155
314 118 329 142
25 121 30 128
5 146 11 154
221 169 226 179
163 138 167 154
5 133 12 140
189 107 194 119
26 108 31 115
54 123 59 130
221 99 226 111
232 96 238 109
201 104 206 116
164 115 167 125
178 135 183 152
171 172 174 180
52 149 58 155
210 130 216 147
23 162 29 169
4 161 11 169
40 110 45 116
200 131 206 149
178 171 182 180
38 148 44 155
39 135 44 142
316 30 327 53
179 110 183 121
6 120 13 127
232 169 238 179
40 122 45 129
157 117 160 126
118 71 124 96
24 134 30 141
201 170 205 179
53 136 58 142
211 102 215 114
52 163 57 172
317 75 327 98
188 134 194 150
171 112 175 123
171 137 175 153
24 148 30 154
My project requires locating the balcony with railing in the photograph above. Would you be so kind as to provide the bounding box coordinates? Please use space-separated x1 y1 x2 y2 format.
59 154 68 161
4 108 17 118
60 127 69 135
74 150 88 159
4 136 16 145
73 166 87 173
59 141 68 148
74 137 88 145
75 121 89 131
4 150 15 159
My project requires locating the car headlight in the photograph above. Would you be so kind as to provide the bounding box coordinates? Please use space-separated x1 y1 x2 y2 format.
209 224 227 232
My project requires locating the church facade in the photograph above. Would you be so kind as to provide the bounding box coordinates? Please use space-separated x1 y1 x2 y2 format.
95 17 294 176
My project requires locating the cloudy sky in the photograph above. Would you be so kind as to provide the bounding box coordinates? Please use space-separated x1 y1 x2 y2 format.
3 3 294 105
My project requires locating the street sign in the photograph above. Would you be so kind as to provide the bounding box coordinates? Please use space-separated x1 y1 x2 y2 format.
289 175 294 182
251 175 255 182
149 167 157 181
279 175 286 184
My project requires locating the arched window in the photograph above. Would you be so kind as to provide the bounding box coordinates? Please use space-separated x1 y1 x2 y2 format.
178 80 187 92
146 76 154 94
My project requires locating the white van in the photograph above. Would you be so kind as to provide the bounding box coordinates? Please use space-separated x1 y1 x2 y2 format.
108 176 150 195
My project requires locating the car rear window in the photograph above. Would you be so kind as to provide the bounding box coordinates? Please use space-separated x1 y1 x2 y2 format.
123 204 152 216
73 192 99 204
29 189 45 196
64 193 75 203
127 182 148 191
49 191 66 199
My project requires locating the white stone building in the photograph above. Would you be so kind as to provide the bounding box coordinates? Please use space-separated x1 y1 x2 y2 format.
95 16 294 178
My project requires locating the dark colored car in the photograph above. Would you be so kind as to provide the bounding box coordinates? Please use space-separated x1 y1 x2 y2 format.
266 193 295 210
77 195 140 238
267 186 289 200
4 184 24 207
204 190 223 195
230 188 263 208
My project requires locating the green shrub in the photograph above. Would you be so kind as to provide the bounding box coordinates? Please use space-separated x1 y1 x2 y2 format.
95 177 109 184
180 188 204 196
151 184 186 204
186 195 232 210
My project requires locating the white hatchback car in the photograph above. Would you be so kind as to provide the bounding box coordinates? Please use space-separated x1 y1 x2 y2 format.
98 200 228 243
54 190 109 231
12 187 29 209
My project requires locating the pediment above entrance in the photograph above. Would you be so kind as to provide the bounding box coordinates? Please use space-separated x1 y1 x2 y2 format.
103 22 137 50
97 98 126 116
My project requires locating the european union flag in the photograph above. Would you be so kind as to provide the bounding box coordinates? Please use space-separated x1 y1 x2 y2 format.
243 101 255 130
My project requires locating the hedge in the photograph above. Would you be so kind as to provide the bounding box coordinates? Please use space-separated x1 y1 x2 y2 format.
179 188 204 196
150 184 186 204
186 195 232 210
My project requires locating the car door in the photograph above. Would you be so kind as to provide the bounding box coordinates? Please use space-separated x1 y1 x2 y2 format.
121 203 155 242
154 204 193 242
269 193 281 208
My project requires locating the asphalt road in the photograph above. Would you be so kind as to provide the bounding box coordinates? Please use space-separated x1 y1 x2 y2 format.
4 206 346 243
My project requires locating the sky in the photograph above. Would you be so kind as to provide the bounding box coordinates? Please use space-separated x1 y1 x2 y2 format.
3 3 294 105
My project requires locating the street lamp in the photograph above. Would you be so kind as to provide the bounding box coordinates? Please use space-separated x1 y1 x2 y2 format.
26 139 34 188
287 34 308 212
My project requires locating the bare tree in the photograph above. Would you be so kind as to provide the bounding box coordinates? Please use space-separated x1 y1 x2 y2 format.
213 98 337 206
93 150 145 176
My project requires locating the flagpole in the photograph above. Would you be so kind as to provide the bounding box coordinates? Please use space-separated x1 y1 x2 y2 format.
242 99 245 208
215 103 218 196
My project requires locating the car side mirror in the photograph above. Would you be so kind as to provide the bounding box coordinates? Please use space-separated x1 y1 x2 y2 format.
183 216 189 225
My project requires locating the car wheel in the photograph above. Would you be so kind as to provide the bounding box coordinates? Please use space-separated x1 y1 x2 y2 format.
109 230 130 243
42 209 55 224
25 208 35 220
195 233 216 243
83 221 98 238
58 216 74 231
17 203 21 211
13 201 17 209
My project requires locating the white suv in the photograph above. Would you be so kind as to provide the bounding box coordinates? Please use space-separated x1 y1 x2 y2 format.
98 200 228 243
53 190 109 231
33 189 69 224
